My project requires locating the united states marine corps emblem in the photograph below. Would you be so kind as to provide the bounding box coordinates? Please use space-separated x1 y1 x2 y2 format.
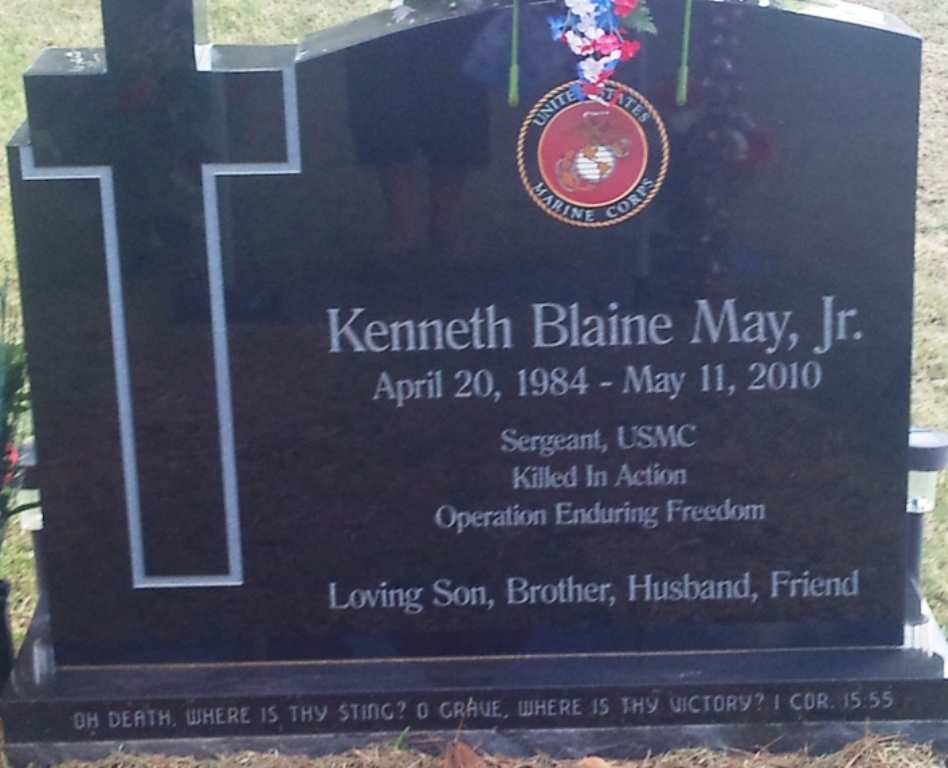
517 82 670 227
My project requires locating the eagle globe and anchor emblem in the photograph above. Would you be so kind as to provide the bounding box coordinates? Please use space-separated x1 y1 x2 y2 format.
557 111 631 190
518 81 670 227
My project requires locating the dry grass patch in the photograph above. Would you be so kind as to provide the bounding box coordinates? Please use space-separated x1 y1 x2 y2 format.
48 736 946 768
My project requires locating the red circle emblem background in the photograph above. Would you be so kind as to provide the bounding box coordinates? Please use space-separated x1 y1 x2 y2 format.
538 102 648 208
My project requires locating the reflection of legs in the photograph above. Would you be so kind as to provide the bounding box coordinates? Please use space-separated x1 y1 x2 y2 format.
429 167 469 253
376 163 425 255
376 164 470 256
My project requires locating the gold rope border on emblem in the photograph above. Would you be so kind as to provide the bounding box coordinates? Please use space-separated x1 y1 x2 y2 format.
517 80 671 228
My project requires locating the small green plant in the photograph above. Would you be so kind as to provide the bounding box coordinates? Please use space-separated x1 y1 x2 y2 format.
393 726 412 750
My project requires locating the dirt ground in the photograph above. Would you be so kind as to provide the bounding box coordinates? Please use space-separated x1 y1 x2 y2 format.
45 733 946 768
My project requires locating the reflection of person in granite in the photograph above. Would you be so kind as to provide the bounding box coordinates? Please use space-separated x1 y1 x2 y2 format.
346 16 490 257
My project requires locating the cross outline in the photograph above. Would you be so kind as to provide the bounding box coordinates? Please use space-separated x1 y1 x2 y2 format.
18 57 302 589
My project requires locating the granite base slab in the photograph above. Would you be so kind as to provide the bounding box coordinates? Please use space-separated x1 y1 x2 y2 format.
3 613 947 767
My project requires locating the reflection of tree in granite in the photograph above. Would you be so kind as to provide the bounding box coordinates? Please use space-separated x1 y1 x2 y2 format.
658 1 771 295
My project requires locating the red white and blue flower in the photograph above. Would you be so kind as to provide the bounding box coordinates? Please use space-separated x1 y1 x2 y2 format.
547 0 652 102
389 0 659 107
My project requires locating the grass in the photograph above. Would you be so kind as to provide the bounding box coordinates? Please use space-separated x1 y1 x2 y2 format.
0 0 947 641
0 525 36 645
41 735 948 768
209 0 389 43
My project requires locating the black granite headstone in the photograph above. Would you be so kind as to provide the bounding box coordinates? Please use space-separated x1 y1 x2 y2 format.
4 0 947 762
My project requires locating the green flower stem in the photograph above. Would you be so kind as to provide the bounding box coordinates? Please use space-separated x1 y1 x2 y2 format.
677 0 694 106
1 501 42 524
509 0 520 106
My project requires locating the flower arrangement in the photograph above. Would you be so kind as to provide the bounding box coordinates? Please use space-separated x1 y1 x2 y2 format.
547 0 657 103
391 0 696 108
